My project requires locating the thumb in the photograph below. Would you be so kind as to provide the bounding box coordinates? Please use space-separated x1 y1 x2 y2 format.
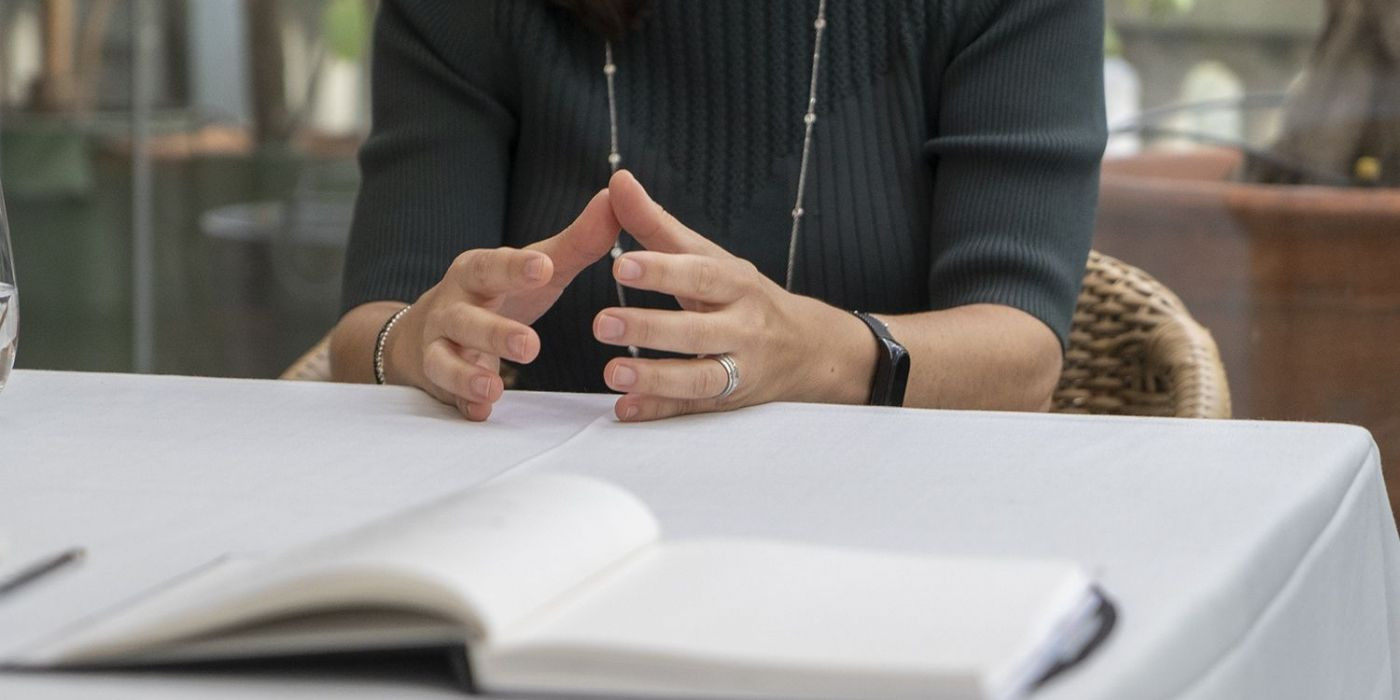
608 170 724 256
528 189 620 286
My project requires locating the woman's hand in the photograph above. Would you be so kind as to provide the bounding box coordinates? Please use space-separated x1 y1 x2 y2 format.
595 171 877 421
387 190 620 420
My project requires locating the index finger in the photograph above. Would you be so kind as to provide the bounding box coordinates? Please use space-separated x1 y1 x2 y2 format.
608 170 728 257
447 247 552 302
613 251 749 305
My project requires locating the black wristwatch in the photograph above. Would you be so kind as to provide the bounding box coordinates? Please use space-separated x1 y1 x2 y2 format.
851 311 910 407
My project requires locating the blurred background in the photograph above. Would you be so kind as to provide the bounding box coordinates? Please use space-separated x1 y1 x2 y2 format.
1 0 369 379
1 0 1396 508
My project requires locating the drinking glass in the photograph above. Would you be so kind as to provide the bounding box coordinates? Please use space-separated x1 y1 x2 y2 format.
0 180 16 393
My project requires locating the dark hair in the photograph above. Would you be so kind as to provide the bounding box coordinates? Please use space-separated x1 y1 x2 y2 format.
549 0 651 39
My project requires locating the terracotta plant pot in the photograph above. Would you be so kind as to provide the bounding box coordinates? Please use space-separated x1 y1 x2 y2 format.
1093 148 1400 525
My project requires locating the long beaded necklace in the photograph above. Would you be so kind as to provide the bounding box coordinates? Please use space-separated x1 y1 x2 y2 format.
602 0 830 340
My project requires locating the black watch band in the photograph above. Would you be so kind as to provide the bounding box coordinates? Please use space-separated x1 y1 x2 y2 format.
851 311 910 407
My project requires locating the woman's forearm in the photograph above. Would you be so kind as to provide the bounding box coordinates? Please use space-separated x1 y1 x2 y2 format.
816 303 1063 412
896 305 1063 411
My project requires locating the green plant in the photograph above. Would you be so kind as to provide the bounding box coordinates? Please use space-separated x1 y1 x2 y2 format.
322 0 371 62
1124 0 1196 16
1105 0 1197 57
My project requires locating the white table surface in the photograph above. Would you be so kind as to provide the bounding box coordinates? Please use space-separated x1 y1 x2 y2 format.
1 370 1397 699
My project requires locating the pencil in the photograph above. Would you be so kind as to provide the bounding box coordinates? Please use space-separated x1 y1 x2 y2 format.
0 547 86 597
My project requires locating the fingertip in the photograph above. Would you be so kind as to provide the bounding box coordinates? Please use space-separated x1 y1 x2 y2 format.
608 169 636 191
615 397 641 422
522 251 552 283
606 191 641 238
613 254 643 282
593 310 625 343
545 190 620 266
580 187 608 217
465 401 493 422
608 170 648 212
589 187 622 231
603 359 638 393
476 374 507 402
516 331 542 364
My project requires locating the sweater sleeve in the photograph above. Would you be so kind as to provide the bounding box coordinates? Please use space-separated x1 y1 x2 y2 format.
923 0 1106 348
340 0 517 314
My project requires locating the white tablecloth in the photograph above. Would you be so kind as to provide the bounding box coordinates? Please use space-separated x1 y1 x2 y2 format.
1 370 1396 699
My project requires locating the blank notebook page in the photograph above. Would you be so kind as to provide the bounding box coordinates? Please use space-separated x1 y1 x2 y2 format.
479 540 1091 700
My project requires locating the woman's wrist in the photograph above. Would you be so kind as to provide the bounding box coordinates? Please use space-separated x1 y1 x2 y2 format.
374 305 414 384
792 297 881 405
382 303 425 388
329 301 415 384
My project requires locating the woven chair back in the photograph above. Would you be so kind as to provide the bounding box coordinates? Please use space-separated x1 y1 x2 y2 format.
280 337 332 382
1053 251 1231 418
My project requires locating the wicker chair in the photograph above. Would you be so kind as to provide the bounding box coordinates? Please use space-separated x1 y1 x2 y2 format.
1053 251 1230 418
283 251 1231 419
280 337 333 382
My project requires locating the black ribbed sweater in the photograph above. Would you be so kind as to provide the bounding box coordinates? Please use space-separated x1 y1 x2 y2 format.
343 0 1107 393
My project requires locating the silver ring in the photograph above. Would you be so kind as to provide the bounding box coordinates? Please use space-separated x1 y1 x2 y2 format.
706 353 740 400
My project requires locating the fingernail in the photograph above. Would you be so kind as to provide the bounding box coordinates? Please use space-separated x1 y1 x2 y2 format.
508 334 528 359
471 376 492 398
596 315 625 341
524 257 546 280
612 364 637 389
615 257 642 281
622 404 640 420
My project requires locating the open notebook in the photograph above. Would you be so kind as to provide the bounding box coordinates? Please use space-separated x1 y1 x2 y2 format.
11 474 1114 699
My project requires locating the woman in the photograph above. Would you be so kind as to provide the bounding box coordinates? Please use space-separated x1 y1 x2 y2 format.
331 0 1107 422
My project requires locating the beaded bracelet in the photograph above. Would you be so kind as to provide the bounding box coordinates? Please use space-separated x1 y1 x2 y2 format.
373 305 413 385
